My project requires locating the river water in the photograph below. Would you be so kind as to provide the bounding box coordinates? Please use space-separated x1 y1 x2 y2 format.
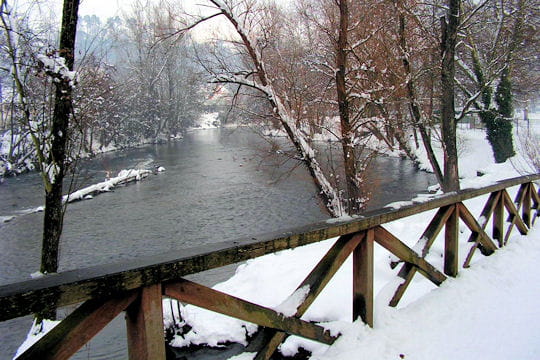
0 128 434 359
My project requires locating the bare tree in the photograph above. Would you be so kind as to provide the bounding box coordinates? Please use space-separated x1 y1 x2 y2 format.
115 0 205 143
0 0 80 325
190 0 419 215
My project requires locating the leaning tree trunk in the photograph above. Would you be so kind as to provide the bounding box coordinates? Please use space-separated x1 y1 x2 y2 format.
209 0 345 217
41 0 80 274
440 0 460 192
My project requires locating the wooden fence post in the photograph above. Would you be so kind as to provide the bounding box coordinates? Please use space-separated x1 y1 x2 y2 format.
523 183 532 228
444 204 459 277
126 284 166 360
493 191 505 247
353 229 374 327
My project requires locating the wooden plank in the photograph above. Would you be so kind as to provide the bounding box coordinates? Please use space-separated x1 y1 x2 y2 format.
353 229 374 326
1 174 539 322
292 232 365 317
463 242 479 269
417 206 455 257
502 190 529 239
514 182 528 204
389 262 416 307
444 204 460 277
493 191 505 247
463 192 502 268
523 183 532 228
249 232 365 360
503 186 528 244
508 183 528 222
476 191 501 233
126 284 166 360
17 292 137 360
457 203 497 254
164 279 336 345
388 205 454 307
374 226 446 285
531 183 540 226
531 182 539 207
532 182 540 205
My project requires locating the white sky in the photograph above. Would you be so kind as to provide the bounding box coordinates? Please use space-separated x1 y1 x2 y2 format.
78 0 137 19
79 0 214 19
77 0 230 41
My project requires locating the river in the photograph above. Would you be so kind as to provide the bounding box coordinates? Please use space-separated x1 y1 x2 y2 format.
0 127 435 359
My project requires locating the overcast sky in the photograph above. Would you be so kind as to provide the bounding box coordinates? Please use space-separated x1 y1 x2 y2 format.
77 0 228 41
79 0 136 19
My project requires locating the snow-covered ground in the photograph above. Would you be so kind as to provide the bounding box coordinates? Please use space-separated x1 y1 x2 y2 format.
164 120 540 359
315 225 540 360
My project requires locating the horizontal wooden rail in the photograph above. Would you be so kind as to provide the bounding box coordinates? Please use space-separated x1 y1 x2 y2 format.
0 174 538 322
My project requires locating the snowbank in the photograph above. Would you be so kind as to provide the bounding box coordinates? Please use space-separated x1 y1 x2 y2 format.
413 118 539 189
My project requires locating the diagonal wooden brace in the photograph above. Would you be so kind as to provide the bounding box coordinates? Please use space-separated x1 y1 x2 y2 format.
17 292 138 360
164 279 337 346
529 182 540 225
531 182 540 208
502 190 529 240
507 184 527 223
374 226 446 286
458 203 498 254
389 205 454 307
248 232 365 360
463 192 501 267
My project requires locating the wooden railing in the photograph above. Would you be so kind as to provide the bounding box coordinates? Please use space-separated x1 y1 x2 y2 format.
1 174 539 360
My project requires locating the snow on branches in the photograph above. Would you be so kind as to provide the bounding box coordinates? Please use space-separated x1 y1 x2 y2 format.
36 53 78 87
